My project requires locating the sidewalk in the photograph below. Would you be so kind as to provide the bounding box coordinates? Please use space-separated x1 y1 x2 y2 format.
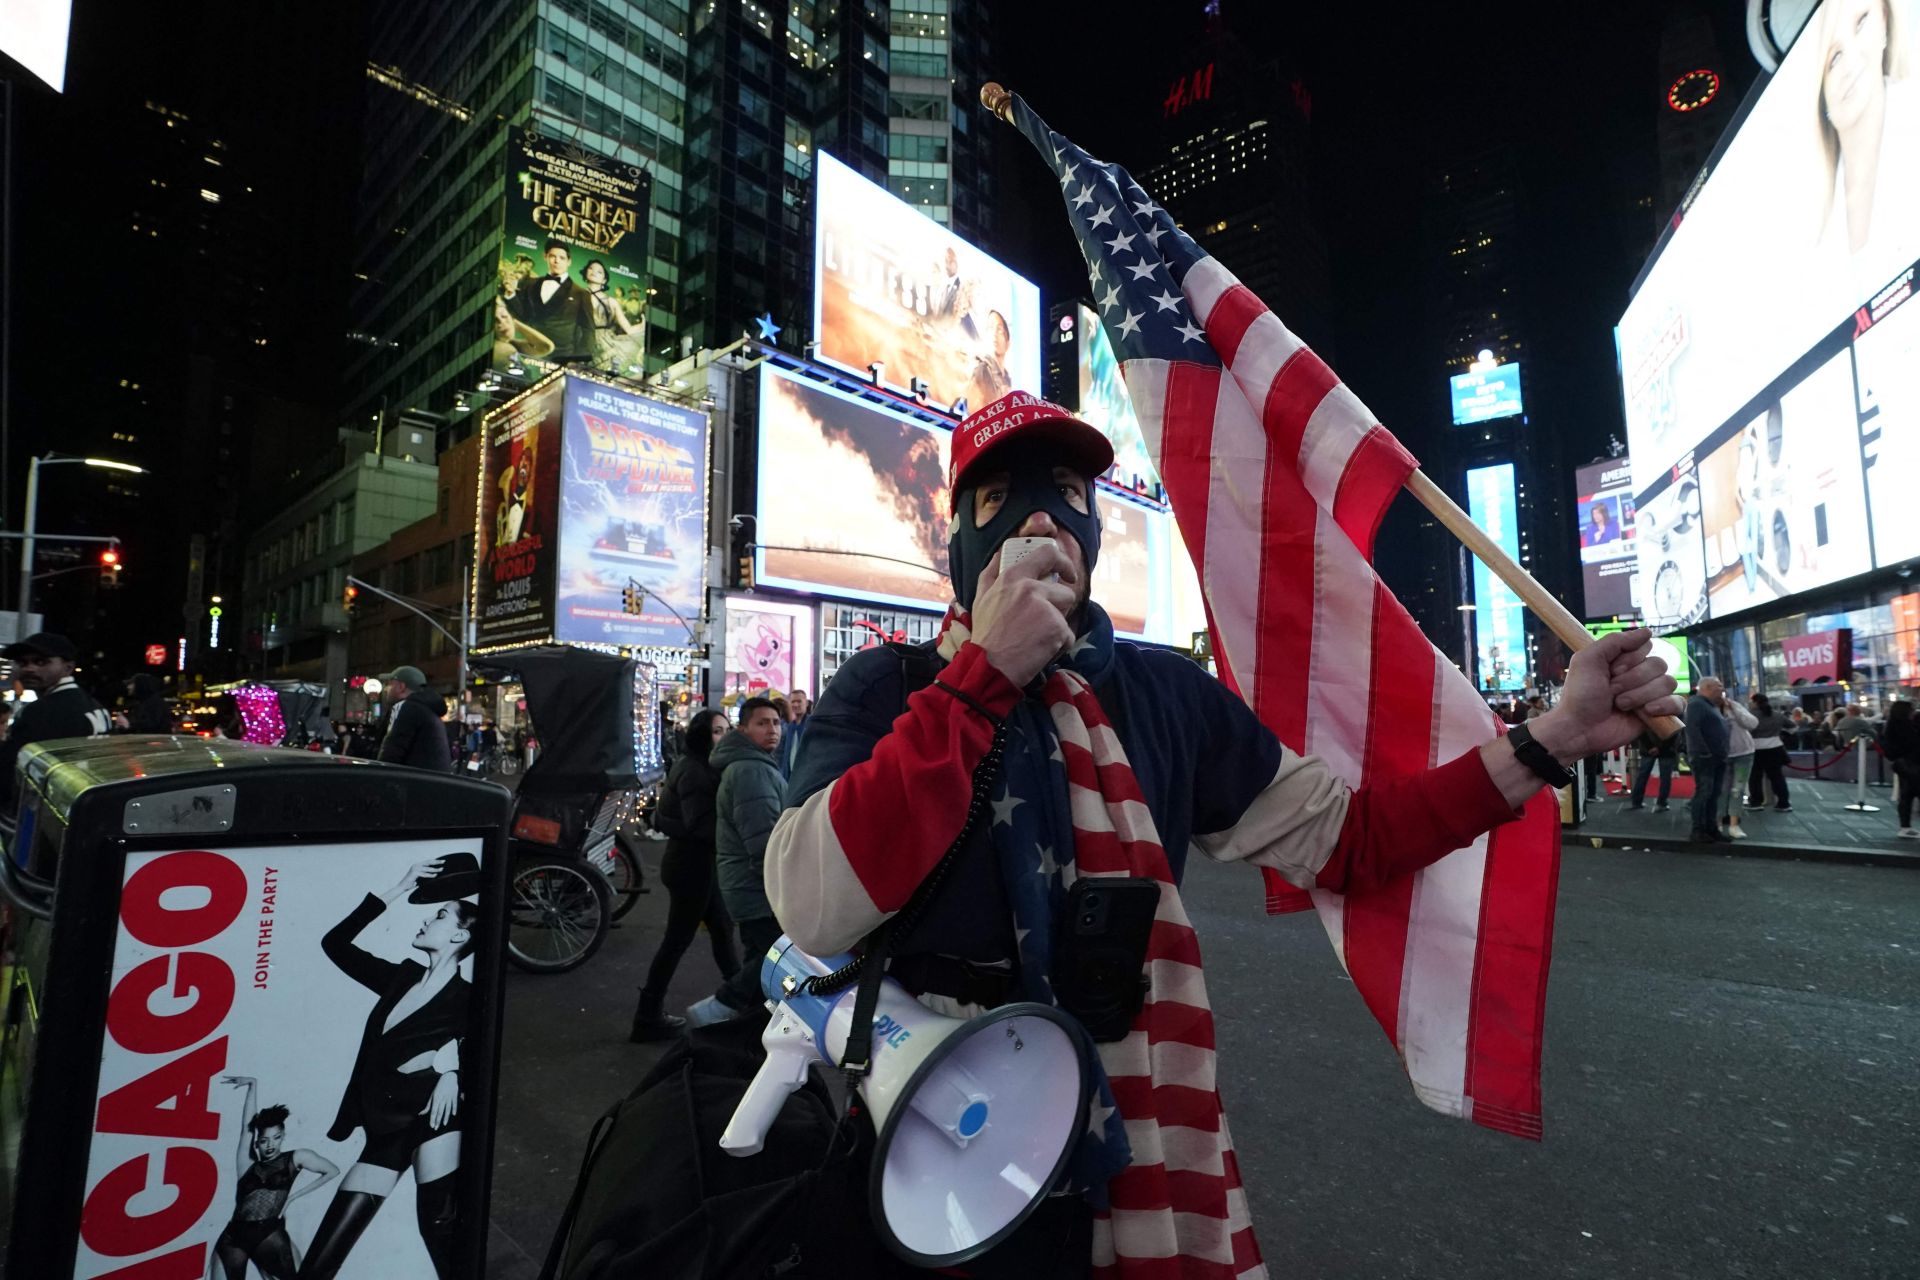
1567 775 1920 868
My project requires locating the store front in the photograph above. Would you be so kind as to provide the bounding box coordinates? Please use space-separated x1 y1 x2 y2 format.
1683 577 1920 713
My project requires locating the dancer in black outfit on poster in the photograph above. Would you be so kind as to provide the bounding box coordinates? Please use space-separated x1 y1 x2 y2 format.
300 856 479 1279
211 1078 340 1280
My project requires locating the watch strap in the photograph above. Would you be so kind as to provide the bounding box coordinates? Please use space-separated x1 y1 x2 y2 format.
1507 721 1576 788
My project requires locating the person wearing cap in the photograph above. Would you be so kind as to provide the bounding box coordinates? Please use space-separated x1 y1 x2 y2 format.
763 390 1679 1270
376 665 452 774
0 632 112 809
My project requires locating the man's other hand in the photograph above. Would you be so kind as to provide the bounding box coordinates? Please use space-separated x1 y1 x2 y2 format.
970 541 1077 686
1533 628 1685 762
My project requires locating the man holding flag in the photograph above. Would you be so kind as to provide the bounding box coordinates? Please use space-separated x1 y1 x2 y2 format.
764 91 1682 1278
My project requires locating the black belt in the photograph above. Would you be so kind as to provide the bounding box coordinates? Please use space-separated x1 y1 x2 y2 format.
887 953 1015 1008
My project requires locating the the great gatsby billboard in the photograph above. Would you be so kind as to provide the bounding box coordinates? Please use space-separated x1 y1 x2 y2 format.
493 126 652 379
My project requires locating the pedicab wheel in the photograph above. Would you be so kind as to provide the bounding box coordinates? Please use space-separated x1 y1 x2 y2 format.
600 833 646 922
506 858 612 975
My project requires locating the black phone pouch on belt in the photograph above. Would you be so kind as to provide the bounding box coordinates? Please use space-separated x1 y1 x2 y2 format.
1051 877 1161 1042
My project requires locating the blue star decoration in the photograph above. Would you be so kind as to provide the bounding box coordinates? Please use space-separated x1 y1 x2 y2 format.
754 312 782 341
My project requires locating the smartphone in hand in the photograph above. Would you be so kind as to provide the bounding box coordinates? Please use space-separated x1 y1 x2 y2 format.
1000 536 1058 580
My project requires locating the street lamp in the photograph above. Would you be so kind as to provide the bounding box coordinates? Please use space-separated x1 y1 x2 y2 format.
15 453 147 637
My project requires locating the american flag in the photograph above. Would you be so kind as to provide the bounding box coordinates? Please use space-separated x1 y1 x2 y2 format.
1003 90 1562 1141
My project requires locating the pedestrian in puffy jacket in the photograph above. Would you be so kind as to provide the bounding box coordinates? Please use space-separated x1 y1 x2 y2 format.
375 665 452 773
685 697 784 1026
628 709 741 1041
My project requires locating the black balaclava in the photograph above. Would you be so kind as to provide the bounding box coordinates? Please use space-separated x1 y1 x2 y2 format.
948 444 1102 610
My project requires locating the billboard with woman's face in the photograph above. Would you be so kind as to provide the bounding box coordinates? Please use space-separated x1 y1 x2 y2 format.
814 151 1041 414
1620 0 1920 622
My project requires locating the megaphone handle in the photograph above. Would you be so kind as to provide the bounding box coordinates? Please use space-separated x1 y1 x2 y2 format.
718 1006 815 1158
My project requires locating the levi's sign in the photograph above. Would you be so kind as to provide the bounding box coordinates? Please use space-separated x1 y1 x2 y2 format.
1780 628 1851 684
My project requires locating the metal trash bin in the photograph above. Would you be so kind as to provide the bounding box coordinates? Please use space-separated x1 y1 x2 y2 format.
1 735 512 1280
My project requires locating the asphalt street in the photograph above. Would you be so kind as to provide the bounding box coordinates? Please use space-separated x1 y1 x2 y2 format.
485 845 1920 1280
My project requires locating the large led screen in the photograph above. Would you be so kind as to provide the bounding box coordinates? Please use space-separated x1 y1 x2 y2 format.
1576 457 1638 619
1076 304 1157 490
815 151 1041 414
495 127 652 379
475 379 565 649
1621 0 1920 622
0 0 71 92
1449 363 1524 425
756 365 954 611
1467 464 1526 691
554 378 709 648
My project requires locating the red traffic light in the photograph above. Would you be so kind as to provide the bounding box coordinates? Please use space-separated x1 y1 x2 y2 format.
100 548 121 567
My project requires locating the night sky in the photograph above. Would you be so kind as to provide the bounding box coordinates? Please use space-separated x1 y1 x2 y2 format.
0 0 1760 673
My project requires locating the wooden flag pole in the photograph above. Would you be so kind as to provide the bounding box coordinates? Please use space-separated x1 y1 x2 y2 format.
981 82 1683 741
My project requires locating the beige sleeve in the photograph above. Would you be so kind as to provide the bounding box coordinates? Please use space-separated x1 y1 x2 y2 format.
1190 751 1351 889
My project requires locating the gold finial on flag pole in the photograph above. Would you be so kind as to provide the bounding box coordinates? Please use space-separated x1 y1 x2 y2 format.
979 82 1015 124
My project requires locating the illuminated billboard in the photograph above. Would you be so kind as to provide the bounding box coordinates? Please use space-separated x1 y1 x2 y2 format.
1621 0 1920 624
814 151 1041 414
553 377 709 648
1449 363 1524 425
724 595 817 699
0 0 71 92
756 365 954 611
476 372 706 651
1575 457 1638 619
1466 463 1526 691
474 378 566 649
1076 304 1157 491
495 127 652 379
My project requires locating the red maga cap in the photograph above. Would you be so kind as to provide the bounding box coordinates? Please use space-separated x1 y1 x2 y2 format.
948 391 1115 493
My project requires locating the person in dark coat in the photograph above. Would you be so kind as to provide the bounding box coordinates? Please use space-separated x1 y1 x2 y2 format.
1881 700 1920 838
0 632 111 811
1685 677 1731 842
124 674 173 734
376 665 452 773
628 709 741 1041
302 855 478 1280
686 698 785 1026
1626 725 1680 811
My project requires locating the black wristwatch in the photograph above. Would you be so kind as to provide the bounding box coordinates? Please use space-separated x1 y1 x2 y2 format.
1507 721 1576 788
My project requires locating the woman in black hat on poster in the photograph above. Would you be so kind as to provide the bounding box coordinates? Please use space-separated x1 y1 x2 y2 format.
300 854 480 1280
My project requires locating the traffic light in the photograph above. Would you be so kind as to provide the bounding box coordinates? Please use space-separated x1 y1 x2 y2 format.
622 581 643 615
343 583 359 614
736 552 754 590
99 547 123 588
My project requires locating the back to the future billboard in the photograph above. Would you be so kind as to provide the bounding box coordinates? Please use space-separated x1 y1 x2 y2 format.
475 372 708 652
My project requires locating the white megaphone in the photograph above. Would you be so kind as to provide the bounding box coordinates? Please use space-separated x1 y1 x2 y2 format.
720 935 1089 1268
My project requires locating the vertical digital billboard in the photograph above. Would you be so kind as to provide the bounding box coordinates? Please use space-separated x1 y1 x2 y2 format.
495 127 652 379
1075 303 1157 491
814 151 1041 414
1575 457 1638 619
1620 0 1920 622
554 377 709 648
474 377 565 649
1449 362 1524 425
1466 463 1526 691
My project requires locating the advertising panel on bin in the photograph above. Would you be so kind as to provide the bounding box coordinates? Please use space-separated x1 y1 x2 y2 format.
75 840 488 1279
494 126 652 379
1467 463 1526 691
814 150 1041 414
474 379 565 648
1575 457 1638 619
1620 0 1920 623
554 377 708 648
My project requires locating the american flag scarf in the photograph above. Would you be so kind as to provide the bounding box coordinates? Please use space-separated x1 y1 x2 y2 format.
933 604 1259 1279
996 84 1561 1201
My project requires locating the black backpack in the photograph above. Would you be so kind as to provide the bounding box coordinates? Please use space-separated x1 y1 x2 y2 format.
538 1018 898 1279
